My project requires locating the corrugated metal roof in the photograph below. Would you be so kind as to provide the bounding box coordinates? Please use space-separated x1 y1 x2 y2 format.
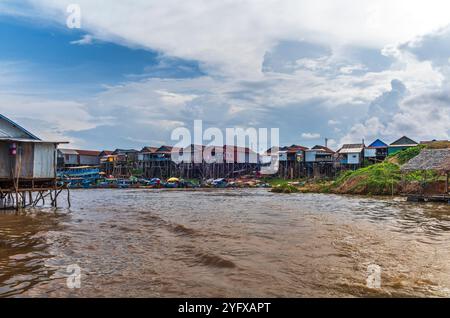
339 148 363 154
368 139 388 148
312 145 335 153
76 150 101 156
390 136 418 146
0 138 66 144
113 149 139 154
58 148 79 155
140 146 159 153
155 145 173 154
339 144 364 154
0 114 40 140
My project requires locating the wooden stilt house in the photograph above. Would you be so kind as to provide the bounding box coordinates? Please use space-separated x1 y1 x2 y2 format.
0 114 68 209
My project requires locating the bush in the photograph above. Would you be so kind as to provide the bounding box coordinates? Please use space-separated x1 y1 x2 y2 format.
270 184 300 194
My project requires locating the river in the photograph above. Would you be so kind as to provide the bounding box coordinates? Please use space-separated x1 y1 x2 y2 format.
1 189 450 297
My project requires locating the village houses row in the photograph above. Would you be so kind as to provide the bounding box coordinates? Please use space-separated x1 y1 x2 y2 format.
57 136 421 169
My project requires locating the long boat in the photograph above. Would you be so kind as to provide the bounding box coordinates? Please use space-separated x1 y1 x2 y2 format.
57 166 102 188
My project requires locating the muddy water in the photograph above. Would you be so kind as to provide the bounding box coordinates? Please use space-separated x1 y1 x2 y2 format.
1 189 450 297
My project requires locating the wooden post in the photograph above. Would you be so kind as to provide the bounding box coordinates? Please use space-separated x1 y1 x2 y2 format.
446 171 449 194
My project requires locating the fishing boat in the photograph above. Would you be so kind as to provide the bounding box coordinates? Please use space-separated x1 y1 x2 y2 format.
211 178 228 188
58 166 102 188
165 177 180 188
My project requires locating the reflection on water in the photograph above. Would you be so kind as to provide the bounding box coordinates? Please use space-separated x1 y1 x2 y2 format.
1 189 450 297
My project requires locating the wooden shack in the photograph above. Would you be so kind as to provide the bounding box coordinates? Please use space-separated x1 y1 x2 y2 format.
304 145 335 179
338 143 365 167
0 114 67 209
401 148 450 203
264 145 310 179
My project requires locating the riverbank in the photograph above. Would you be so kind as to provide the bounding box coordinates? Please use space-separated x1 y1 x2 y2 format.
63 143 450 197
270 143 450 196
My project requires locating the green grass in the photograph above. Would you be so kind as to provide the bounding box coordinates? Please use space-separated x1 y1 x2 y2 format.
333 162 401 195
270 184 300 194
388 145 425 164
404 170 440 182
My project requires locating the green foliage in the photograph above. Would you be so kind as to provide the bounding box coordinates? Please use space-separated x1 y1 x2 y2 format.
333 162 401 195
270 184 300 194
404 170 440 182
392 145 425 165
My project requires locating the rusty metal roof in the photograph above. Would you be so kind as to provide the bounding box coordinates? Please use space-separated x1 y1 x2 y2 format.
76 150 101 156
140 146 159 153
311 145 335 153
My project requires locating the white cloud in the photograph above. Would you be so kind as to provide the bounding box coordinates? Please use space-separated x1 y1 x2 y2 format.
0 93 108 147
339 64 367 74
301 133 321 140
70 34 94 45
24 0 450 77
155 90 197 106
328 119 340 125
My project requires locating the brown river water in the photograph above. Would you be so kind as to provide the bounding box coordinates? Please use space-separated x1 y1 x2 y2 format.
1 188 450 298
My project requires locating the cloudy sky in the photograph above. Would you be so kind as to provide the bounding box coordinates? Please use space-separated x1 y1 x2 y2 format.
1 0 450 150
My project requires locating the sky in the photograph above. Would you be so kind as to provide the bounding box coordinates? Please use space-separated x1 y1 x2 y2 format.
0 0 450 151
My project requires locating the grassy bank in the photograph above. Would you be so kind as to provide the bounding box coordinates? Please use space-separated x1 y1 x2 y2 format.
331 162 401 195
268 143 446 196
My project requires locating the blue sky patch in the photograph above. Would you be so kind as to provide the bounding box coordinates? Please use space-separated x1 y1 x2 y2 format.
0 15 204 96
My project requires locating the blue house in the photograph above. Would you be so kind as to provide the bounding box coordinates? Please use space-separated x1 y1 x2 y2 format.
365 139 388 161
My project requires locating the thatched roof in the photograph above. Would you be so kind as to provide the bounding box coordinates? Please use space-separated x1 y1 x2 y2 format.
401 149 450 172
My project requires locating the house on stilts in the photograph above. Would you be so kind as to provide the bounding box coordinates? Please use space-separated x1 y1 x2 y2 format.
365 139 389 162
388 136 418 156
0 114 68 210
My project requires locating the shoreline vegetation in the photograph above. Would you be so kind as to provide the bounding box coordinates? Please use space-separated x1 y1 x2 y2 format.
269 142 450 196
